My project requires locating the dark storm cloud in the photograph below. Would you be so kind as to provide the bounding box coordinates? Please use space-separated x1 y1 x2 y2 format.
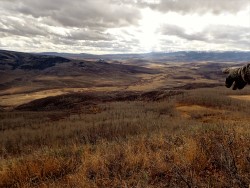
136 0 250 14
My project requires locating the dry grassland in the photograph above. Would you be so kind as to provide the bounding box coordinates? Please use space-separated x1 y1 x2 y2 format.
0 87 250 187
0 61 227 109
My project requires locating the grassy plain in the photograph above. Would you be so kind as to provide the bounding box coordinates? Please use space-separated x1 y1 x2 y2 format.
0 87 250 187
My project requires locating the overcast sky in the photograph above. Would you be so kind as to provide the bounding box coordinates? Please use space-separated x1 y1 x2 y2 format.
0 0 249 54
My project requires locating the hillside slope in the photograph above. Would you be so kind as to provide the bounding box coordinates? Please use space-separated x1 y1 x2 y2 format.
0 50 159 96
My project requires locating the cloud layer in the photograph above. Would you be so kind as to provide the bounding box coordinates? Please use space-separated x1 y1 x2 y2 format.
0 0 249 53
137 0 250 14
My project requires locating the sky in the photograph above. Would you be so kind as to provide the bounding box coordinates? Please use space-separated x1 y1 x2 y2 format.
0 0 249 54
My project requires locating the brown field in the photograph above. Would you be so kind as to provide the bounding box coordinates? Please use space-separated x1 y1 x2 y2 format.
0 60 231 109
0 87 250 187
1 51 250 187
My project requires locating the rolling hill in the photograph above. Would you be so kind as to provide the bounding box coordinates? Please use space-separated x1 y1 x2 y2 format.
0 50 159 96
1 49 249 109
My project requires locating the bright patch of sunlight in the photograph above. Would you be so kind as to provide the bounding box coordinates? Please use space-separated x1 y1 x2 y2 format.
138 9 162 52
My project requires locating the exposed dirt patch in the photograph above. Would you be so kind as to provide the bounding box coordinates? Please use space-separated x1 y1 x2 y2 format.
229 95 250 101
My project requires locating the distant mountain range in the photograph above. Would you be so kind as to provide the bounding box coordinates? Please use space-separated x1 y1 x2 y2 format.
40 51 250 62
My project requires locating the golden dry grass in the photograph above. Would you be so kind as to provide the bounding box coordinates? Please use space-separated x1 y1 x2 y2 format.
0 88 250 187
